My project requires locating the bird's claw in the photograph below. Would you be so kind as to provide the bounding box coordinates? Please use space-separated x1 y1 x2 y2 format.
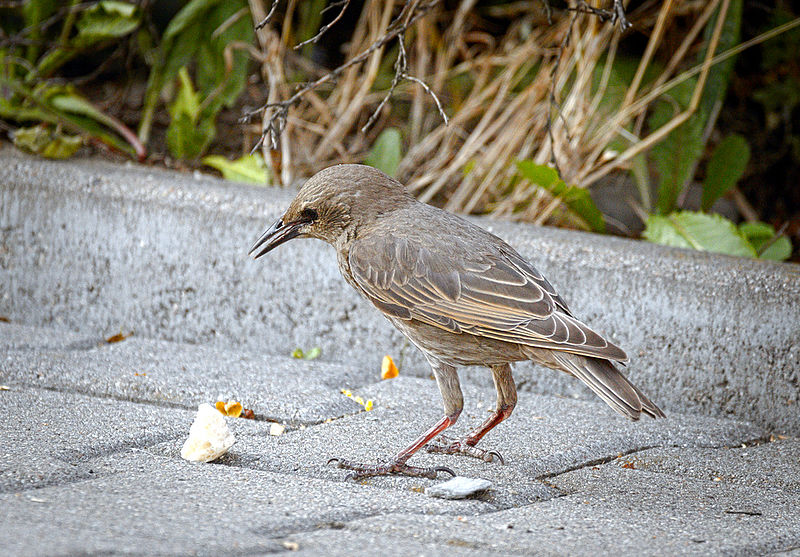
425 435 505 465
327 457 455 480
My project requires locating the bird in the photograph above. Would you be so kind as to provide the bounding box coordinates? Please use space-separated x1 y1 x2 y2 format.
249 164 665 479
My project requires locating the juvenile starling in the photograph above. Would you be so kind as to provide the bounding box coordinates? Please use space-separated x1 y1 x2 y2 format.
249 164 664 479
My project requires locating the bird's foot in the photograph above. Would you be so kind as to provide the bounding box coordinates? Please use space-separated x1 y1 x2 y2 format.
327 457 456 480
425 435 505 464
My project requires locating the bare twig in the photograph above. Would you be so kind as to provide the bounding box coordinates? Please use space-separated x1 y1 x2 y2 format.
255 0 279 30
361 31 448 133
568 0 631 30
244 0 442 150
295 0 351 49
544 4 580 175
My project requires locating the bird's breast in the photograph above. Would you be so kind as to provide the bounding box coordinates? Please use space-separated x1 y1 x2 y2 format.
388 317 529 367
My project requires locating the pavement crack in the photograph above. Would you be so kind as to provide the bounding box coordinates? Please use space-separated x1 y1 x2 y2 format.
536 445 660 481
52 434 185 464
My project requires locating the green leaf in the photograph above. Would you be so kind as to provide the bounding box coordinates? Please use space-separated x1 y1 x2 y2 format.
36 1 141 78
365 128 403 177
698 0 742 119
648 79 706 214
202 154 270 185
515 161 605 233
168 67 201 120
0 77 136 156
739 222 792 261
13 125 82 159
643 211 756 258
75 1 140 44
22 0 59 62
139 0 252 145
291 347 321 360
647 1 742 215
166 68 215 159
702 134 750 211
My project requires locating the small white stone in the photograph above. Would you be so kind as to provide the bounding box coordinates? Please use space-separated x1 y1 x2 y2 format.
269 422 286 436
180 403 235 462
425 476 492 499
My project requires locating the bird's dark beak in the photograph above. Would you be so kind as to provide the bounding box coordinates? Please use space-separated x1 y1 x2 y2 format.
248 217 304 260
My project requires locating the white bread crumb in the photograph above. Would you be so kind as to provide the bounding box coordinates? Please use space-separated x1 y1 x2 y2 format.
181 403 235 462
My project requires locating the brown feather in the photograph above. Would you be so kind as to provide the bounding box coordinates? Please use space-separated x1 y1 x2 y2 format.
349 229 628 363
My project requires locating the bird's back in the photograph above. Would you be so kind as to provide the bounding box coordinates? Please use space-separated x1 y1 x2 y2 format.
345 200 629 363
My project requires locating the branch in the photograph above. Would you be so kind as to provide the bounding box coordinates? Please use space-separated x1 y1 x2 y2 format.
361 31 448 133
254 0 279 30
568 0 632 30
294 0 350 49
243 0 442 151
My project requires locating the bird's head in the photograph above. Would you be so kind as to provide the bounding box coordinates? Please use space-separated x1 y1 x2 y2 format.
249 164 413 259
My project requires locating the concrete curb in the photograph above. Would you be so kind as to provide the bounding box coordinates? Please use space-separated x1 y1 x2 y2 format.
1 148 798 433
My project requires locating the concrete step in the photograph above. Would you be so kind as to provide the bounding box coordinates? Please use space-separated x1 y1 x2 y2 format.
2 147 798 436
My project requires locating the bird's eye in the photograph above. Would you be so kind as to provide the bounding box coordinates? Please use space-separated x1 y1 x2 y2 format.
301 207 318 222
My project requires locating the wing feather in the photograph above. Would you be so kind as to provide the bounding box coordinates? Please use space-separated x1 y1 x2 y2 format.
349 234 628 362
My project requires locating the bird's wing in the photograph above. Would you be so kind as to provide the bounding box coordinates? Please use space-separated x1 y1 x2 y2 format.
348 234 628 362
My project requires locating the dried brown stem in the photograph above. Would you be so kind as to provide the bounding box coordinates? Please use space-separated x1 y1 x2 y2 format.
244 0 441 150
362 35 448 133
294 0 351 49
255 0 279 30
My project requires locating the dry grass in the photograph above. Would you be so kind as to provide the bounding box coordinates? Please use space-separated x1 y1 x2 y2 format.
245 0 748 227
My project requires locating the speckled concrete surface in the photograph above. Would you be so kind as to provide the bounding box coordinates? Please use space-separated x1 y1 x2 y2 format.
2 322 798 556
1 148 799 555
1 148 797 432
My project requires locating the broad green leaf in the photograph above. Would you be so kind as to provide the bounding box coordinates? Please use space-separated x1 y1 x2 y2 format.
36 1 141 78
166 68 214 158
0 77 135 156
702 134 750 211
649 1 742 215
167 113 215 160
515 161 605 233
139 0 252 145
649 79 706 214
13 125 82 159
168 67 201 120
698 0 742 120
202 154 270 185
75 1 140 44
739 221 792 261
46 87 123 131
365 128 403 177
643 211 756 258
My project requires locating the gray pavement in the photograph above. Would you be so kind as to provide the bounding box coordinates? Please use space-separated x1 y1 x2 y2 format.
1 148 798 432
1 149 799 555
2 322 799 555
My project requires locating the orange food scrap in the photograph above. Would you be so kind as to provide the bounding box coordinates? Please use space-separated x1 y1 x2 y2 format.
242 408 255 419
214 400 243 418
106 331 132 343
381 355 399 380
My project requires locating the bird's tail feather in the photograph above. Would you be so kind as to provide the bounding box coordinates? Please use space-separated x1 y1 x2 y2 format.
550 352 665 420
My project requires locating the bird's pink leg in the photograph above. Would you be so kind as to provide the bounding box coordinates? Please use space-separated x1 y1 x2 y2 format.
427 363 516 464
330 360 463 479
464 405 515 446
330 414 458 479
